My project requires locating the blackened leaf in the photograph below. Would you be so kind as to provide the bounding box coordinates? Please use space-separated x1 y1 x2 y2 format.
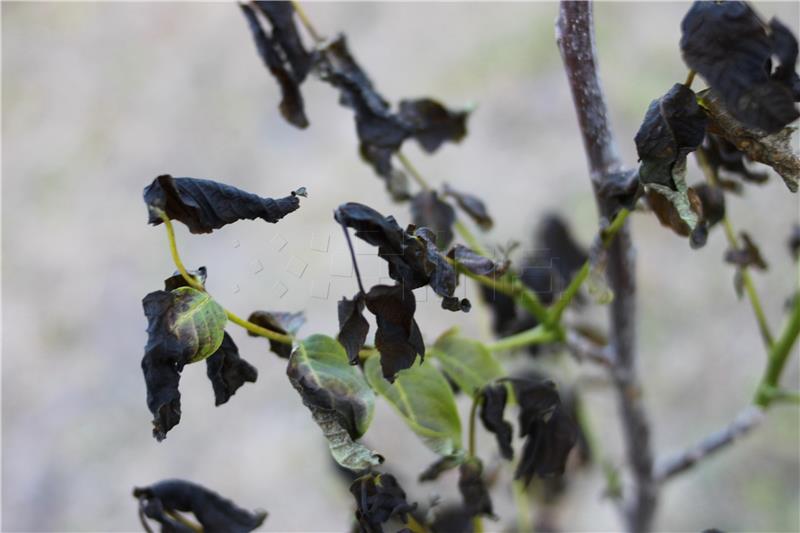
725 232 768 270
141 287 227 440
240 3 308 128
398 98 469 153
479 383 514 461
704 134 769 185
597 169 642 219
253 1 312 82
443 183 493 230
769 18 800 99
635 83 707 230
350 473 417 533
430 505 473 533
164 267 207 291
448 244 510 277
364 355 462 456
206 333 258 406
509 378 577 484
789 224 800 260
414 228 463 308
418 453 465 482
680 1 799 133
338 293 370 365
411 191 456 250
289 335 381 471
248 310 305 358
458 458 495 519
701 89 800 192
133 479 267 533
144 175 301 234
366 285 425 381
430 328 503 398
690 183 726 249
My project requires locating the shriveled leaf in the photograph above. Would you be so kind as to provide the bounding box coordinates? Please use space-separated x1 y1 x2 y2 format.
430 328 503 397
443 183 493 230
680 1 799 133
365 285 425 381
479 383 514 461
253 1 312 82
338 293 370 365
690 183 726 249
164 266 207 291
365 355 462 456
448 244 509 277
414 228 464 311
635 83 707 230
350 473 417 533
206 333 258 406
309 408 383 472
411 191 456 250
789 224 800 260
240 3 308 128
596 169 642 219
704 134 769 185
248 310 305 358
144 175 301 234
133 479 267 533
418 453 465 482
701 89 800 192
725 232 768 270
458 458 495 520
398 98 469 153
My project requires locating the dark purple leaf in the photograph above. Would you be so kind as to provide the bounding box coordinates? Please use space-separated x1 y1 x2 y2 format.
338 293 370 365
410 191 455 250
479 383 513 460
365 285 425 382
206 333 258 407
458 458 495 520
443 183 493 230
247 310 305 358
350 473 417 533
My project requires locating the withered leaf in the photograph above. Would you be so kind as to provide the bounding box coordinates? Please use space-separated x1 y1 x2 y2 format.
418 454 464 482
458 458 496 520
365 284 425 382
725 231 768 270
680 1 799 133
479 383 514 461
635 83 707 230
410 190 456 250
206 333 258 407
253 2 312 83
350 473 417 533
133 479 266 533
240 3 309 128
164 267 207 292
338 293 370 365
443 183 493 230
448 244 510 277
703 134 769 185
144 175 301 234
788 224 800 260
247 310 305 358
398 98 469 153
690 183 726 249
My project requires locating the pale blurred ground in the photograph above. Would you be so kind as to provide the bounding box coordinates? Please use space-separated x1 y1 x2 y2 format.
3 2 799 532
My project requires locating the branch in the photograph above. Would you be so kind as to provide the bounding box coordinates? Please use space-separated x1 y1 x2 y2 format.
565 330 614 368
654 406 765 483
556 3 656 532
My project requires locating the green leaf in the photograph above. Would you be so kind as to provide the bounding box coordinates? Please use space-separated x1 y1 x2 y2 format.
364 354 462 456
429 328 503 397
170 287 227 364
288 334 381 470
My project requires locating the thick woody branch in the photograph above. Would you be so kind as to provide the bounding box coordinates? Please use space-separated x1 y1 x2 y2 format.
556 2 657 531
654 407 765 483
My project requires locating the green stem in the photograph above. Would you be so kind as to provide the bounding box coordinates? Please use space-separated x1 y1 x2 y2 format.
397 151 433 191
684 69 696 88
757 385 800 405
157 211 294 346
289 0 324 43
487 324 557 352
754 294 800 407
512 480 532 533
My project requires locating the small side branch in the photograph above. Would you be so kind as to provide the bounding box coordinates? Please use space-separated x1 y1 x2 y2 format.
654 407 765 483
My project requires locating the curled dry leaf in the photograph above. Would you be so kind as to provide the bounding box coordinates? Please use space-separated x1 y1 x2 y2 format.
704 134 769 186
337 293 370 365
410 190 455 250
458 457 496 520
443 183 493 230
680 1 799 133
479 383 514 460
247 310 305 358
350 473 417 533
725 231 768 270
366 285 425 382
133 479 267 533
144 175 301 234
448 244 510 277
206 333 258 407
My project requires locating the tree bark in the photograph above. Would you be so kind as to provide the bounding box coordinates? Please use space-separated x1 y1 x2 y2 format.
555 2 657 531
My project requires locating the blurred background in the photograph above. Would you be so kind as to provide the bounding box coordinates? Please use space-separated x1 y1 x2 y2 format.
3 2 799 531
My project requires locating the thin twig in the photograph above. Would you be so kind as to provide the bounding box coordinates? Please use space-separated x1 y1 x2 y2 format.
340 224 366 295
565 330 614 367
654 406 765 483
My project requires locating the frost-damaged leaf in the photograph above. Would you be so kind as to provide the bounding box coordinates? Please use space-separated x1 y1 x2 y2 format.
133 479 267 533
725 232 768 270
443 183 493 230
365 355 462 456
144 175 301 234
141 287 227 441
689 183 726 249
206 333 258 407
704 134 768 186
410 191 455 250
418 453 465 482
680 1 799 134
701 89 800 192
414 227 468 312
635 83 707 231
430 328 503 397
448 244 510 277
789 224 800 261
338 293 369 365
247 310 305 358
288 335 381 471
240 3 309 128
366 285 425 381
350 473 417 533
458 458 496 520
507 378 577 484
479 383 514 461
398 98 469 153
164 266 207 291
597 169 642 219
253 1 312 83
